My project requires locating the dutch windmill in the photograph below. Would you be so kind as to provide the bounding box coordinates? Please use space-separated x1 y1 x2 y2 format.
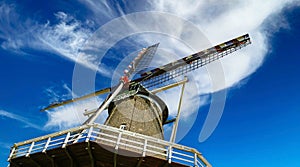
8 34 251 167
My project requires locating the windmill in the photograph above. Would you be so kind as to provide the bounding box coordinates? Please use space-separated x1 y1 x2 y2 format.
8 34 251 167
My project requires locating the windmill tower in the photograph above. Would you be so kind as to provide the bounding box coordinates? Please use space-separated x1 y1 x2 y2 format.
8 34 251 167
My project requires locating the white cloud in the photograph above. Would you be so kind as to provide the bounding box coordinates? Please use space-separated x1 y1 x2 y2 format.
43 83 107 130
76 0 296 93
149 0 298 89
0 3 35 55
0 109 42 130
66 0 299 141
44 98 107 130
79 0 119 19
143 0 300 141
0 3 111 76
2 0 299 139
36 12 112 76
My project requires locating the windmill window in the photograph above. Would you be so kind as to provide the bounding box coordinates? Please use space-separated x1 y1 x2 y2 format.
119 123 127 130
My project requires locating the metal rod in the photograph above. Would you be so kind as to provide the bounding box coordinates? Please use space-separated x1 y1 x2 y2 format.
43 152 55 167
83 108 97 116
28 157 41 167
135 158 143 167
113 153 117 167
40 87 111 111
151 77 188 94
84 82 124 125
169 78 186 143
87 142 95 167
64 148 73 167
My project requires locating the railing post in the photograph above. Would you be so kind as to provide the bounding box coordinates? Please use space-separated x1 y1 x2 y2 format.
115 131 122 151
194 152 198 167
26 142 35 157
86 126 94 142
168 146 172 164
42 137 51 153
62 132 70 148
7 147 16 161
142 139 147 157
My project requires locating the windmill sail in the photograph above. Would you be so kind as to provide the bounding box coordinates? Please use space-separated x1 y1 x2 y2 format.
41 34 251 111
133 34 251 88
134 43 159 73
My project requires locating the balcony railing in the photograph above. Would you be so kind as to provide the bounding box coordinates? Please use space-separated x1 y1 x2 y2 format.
8 123 211 167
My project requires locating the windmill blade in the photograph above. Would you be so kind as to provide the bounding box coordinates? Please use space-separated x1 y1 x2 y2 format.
40 87 111 111
134 43 159 73
41 34 250 111
41 43 159 111
131 34 251 89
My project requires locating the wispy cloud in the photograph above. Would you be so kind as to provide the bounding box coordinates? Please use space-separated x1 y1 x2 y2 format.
44 98 107 130
36 12 111 76
0 3 111 76
77 0 299 93
0 2 36 55
43 83 107 130
76 0 299 141
2 1 299 139
0 110 42 130
44 82 76 103
149 0 299 90
149 0 299 141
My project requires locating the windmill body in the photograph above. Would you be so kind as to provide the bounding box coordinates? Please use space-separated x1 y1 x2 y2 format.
8 34 251 167
106 85 168 140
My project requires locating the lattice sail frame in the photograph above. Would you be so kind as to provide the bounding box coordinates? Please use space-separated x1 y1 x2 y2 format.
134 43 159 73
41 34 251 111
132 34 251 89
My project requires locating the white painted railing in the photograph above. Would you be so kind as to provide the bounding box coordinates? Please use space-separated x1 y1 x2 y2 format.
8 123 211 167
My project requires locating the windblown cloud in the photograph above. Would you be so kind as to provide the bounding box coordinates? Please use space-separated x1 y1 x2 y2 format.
75 0 300 141
149 0 299 141
36 12 112 76
0 3 111 76
0 109 42 130
1 0 299 139
150 0 299 90
44 98 106 130
43 83 107 130
75 0 299 96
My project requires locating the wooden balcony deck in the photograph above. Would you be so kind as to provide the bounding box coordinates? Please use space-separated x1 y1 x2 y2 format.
8 124 211 167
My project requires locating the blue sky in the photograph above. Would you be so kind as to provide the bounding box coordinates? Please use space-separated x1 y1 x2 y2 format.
1 0 300 166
